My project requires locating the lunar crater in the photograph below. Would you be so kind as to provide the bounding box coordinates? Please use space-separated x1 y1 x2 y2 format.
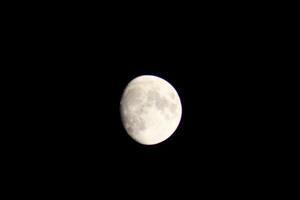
169 103 178 114
169 92 176 100
123 87 144 105
124 114 146 134
147 90 170 111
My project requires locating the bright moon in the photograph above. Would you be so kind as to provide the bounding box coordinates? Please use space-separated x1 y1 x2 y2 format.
120 75 182 145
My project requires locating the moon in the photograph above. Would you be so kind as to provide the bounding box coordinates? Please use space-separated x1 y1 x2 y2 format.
120 75 182 145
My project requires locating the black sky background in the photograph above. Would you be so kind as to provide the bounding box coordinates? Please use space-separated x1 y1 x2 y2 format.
3 3 281 197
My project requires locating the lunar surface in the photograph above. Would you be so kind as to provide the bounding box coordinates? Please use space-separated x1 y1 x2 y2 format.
120 75 182 145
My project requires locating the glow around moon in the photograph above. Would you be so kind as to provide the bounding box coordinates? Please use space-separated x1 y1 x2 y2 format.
120 75 182 145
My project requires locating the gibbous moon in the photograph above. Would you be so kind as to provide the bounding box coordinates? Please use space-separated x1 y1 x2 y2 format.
120 75 182 145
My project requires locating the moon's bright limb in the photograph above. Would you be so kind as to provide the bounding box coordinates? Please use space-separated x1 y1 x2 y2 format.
120 75 182 145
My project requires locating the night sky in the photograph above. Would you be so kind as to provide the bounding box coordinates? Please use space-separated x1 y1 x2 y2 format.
5 3 278 197
18 61 267 194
